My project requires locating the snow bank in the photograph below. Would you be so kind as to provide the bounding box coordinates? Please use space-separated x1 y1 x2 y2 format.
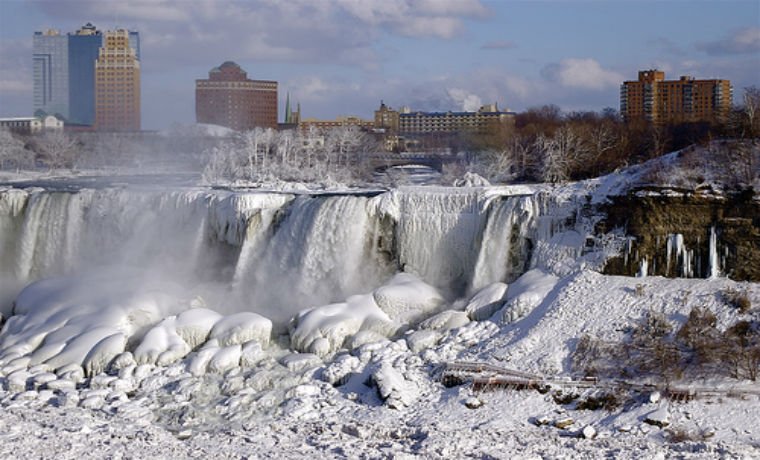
0 269 273 378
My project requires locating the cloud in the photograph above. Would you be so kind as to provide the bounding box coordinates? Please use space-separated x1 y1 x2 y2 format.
446 88 482 111
336 0 487 39
696 27 760 55
27 0 487 73
541 58 624 90
481 40 516 50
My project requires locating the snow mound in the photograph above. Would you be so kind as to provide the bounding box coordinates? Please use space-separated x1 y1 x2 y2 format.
373 273 445 324
290 273 444 356
210 312 272 347
465 282 508 321
497 269 559 324
290 294 387 356
0 271 273 377
0 270 185 373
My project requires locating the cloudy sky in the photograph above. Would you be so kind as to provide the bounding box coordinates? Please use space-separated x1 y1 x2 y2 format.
1 0 758 130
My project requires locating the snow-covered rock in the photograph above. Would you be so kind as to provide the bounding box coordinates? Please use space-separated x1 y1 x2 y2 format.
207 345 242 374
419 310 470 331
371 362 417 409
498 269 559 324
83 333 127 377
373 273 445 324
209 312 272 347
464 283 507 321
405 330 440 353
644 407 670 428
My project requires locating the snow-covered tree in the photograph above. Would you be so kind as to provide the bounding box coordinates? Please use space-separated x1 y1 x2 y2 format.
35 130 79 171
0 128 30 171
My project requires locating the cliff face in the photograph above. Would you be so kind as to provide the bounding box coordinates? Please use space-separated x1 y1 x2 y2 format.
599 188 760 281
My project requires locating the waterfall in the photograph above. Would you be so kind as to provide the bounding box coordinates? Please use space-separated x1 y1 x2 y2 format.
235 194 394 323
0 185 587 323
471 195 538 291
388 188 487 297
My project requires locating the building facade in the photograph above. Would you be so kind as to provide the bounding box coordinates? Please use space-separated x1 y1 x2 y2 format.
299 115 375 132
0 115 64 134
95 29 141 131
33 29 69 119
68 23 102 126
620 70 732 124
373 102 515 135
195 61 278 131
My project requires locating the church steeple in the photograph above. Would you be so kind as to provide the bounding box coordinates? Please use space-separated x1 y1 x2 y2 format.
284 92 291 124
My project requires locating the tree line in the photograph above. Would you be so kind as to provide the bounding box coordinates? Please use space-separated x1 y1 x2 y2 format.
461 86 760 184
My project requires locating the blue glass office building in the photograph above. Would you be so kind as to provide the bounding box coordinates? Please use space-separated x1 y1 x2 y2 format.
67 23 101 126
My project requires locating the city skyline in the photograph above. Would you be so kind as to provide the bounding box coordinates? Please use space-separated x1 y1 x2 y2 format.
1 0 758 130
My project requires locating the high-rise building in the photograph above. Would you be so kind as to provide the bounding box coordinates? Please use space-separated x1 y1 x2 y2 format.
95 29 141 131
33 29 69 118
33 24 140 130
620 70 732 124
67 23 102 126
195 61 278 131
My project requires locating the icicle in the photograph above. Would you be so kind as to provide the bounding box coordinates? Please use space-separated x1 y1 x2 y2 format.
708 226 720 278
637 258 648 278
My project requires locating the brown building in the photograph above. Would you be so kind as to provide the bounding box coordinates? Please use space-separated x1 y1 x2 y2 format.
620 70 732 124
95 29 140 131
195 61 277 131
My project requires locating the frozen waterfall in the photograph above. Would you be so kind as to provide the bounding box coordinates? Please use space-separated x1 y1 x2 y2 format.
0 185 556 322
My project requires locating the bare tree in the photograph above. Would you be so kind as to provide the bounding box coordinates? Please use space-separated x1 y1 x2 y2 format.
535 126 589 183
741 86 760 139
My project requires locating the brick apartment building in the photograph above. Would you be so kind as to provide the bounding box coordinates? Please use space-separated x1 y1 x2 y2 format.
620 70 732 124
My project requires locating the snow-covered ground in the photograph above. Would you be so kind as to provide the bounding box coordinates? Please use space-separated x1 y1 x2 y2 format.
0 164 758 458
0 271 757 459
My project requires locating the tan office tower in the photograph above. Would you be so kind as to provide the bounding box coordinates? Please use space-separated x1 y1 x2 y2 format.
95 29 140 131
